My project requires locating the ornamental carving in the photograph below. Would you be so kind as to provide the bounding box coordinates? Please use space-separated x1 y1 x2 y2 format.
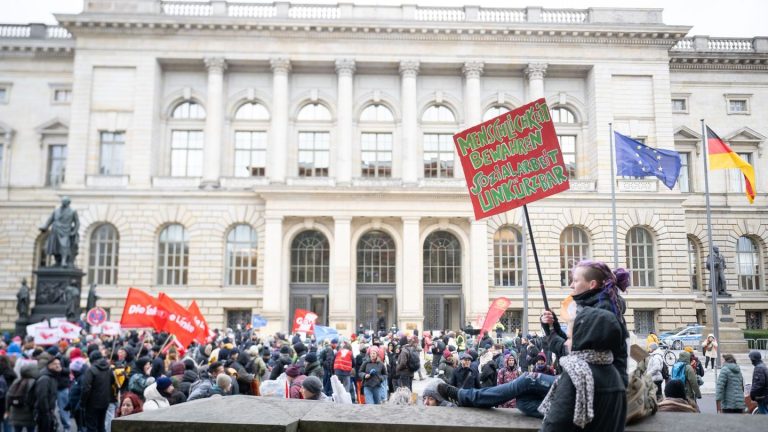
462 61 485 79
335 58 356 76
524 63 548 80
399 60 420 78
270 58 292 74
204 57 227 73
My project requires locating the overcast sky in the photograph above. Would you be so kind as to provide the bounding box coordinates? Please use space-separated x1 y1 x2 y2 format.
4 0 766 37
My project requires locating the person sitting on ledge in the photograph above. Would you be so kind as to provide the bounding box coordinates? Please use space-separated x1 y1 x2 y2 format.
300 376 329 401
657 379 698 413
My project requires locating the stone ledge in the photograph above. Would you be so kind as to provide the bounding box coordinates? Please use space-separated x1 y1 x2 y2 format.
112 395 764 432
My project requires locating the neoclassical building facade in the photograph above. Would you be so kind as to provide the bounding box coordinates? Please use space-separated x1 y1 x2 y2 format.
0 0 766 336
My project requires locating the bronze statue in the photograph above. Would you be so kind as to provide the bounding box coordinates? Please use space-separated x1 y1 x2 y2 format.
64 280 80 322
16 279 30 320
39 196 80 268
86 283 99 311
706 245 729 296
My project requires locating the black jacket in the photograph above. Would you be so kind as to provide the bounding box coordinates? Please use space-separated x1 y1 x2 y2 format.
179 369 198 397
34 368 58 415
450 365 479 389
269 354 293 381
479 354 500 388
80 358 114 410
750 361 767 401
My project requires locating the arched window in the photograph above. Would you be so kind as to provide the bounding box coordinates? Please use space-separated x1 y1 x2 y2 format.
483 105 510 122
422 105 456 123
169 101 205 177
422 104 457 179
172 101 206 120
494 227 523 287
737 236 761 290
226 224 258 286
360 104 395 178
687 236 701 291
157 224 189 286
88 224 119 285
297 103 331 121
234 102 269 121
357 230 396 284
626 227 654 287
560 227 590 286
551 107 576 124
423 231 461 284
291 231 330 283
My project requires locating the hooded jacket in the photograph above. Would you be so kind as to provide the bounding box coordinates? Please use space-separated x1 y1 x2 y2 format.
749 354 767 401
81 357 115 410
6 365 36 426
34 365 58 416
540 307 626 432
716 362 745 410
142 382 170 410
304 360 324 380
676 352 701 402
179 369 199 397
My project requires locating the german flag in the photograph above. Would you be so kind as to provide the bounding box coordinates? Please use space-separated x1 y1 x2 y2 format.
707 126 756 204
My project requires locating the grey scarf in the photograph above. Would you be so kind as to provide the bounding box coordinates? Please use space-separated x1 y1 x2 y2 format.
538 349 613 428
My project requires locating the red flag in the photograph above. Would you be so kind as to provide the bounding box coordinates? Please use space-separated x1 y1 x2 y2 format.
480 297 512 336
292 309 318 334
120 288 165 330
187 300 210 344
157 293 197 349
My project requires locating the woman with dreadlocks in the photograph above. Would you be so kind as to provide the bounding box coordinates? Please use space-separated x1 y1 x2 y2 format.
541 260 630 386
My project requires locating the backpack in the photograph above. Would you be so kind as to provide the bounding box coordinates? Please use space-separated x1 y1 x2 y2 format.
671 361 686 385
407 348 420 372
7 378 33 409
653 354 669 381
626 357 658 424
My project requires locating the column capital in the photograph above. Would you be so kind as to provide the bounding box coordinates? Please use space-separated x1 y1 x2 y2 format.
399 60 420 78
470 218 488 227
264 214 284 223
401 216 421 224
333 215 353 224
462 61 485 79
524 63 548 80
204 57 227 73
334 58 356 77
270 58 292 74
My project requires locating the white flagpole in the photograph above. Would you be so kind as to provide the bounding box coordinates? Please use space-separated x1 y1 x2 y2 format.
522 212 529 338
609 123 619 268
700 119 720 376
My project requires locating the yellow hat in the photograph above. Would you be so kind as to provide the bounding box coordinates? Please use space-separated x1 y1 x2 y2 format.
684 346 694 353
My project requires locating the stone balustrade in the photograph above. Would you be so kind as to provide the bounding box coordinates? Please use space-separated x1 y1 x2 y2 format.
673 36 768 53
0 24 71 39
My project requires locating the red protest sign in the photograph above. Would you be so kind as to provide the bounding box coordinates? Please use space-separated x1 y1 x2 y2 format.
292 309 318 334
120 288 165 330
480 297 512 336
157 293 197 348
187 300 210 344
453 98 570 219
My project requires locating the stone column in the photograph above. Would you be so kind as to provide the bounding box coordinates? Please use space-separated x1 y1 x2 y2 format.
399 61 420 184
335 59 355 184
261 215 285 334
400 217 422 327
525 63 548 100
331 216 353 330
469 219 490 318
461 61 484 178
269 58 291 183
201 57 226 188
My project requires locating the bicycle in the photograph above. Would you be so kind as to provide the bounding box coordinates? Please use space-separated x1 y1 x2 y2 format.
658 343 677 366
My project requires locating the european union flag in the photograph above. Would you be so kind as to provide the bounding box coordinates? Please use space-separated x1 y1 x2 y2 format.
614 132 682 190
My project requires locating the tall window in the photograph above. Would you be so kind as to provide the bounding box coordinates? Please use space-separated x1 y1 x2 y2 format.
422 104 456 179
291 231 330 283
169 101 205 177
483 105 510 122
423 134 454 178
226 224 258 286
99 131 125 175
688 237 700 291
424 231 461 284
494 227 523 287
361 133 392 177
626 227 654 287
88 224 119 285
729 152 753 193
357 230 396 284
737 236 761 290
157 224 189 286
47 144 67 186
558 135 577 179
234 131 267 177
298 132 330 177
678 152 691 192
560 227 590 286
551 107 576 124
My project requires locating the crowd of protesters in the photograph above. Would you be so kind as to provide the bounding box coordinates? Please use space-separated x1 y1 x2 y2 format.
0 261 765 432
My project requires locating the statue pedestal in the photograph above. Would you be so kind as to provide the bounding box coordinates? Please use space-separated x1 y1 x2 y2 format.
29 266 84 326
703 297 748 364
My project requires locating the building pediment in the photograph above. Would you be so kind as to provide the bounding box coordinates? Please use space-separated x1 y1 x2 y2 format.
34 118 69 136
725 127 765 143
673 126 701 142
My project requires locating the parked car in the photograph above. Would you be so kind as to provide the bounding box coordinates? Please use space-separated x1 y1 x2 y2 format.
660 324 704 350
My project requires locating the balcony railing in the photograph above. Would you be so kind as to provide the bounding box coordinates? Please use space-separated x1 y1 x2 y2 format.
0 23 72 39
672 36 763 53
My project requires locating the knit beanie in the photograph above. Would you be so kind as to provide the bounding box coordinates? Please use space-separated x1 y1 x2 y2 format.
305 352 318 364
664 379 686 399
302 376 323 395
156 377 172 392
285 365 301 378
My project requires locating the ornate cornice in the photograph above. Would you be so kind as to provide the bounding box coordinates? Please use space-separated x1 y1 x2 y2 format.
669 55 768 71
334 58 356 76
524 63 548 80
399 60 420 78
462 61 484 79
269 57 291 74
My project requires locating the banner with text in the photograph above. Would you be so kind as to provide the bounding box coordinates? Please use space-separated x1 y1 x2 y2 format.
292 309 318 334
453 98 570 219
187 300 211 344
120 288 165 329
480 297 512 336
158 293 197 348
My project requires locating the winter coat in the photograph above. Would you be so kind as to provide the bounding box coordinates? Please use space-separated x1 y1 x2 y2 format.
288 376 306 399
81 358 114 410
646 349 665 382
142 383 170 410
749 361 767 401
34 367 58 417
360 360 386 388
450 365 479 389
495 365 519 408
269 354 293 380
179 369 198 397
657 398 699 413
438 357 455 383
231 358 255 395
6 365 36 427
479 355 499 388
701 337 718 359
716 363 745 410
304 361 324 380
396 346 415 377
128 373 151 399
677 352 701 402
